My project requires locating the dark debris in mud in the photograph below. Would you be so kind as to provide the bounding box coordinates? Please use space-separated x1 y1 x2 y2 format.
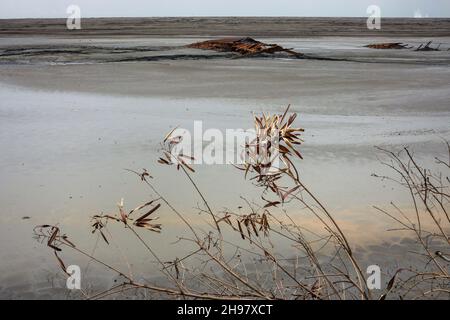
415 41 443 52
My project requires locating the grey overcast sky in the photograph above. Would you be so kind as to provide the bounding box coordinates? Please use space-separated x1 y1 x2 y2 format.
1 0 450 19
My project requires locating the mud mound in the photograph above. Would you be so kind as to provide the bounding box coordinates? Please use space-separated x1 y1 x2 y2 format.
187 37 303 58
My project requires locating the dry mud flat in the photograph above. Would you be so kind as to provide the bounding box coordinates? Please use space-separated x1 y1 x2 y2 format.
1 34 449 65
